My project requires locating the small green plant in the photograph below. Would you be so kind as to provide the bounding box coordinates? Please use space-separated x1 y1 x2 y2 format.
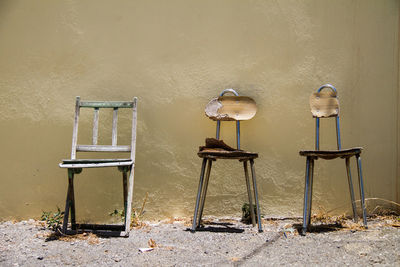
110 192 148 228
41 207 64 232
241 203 257 224
109 208 144 228
109 209 125 220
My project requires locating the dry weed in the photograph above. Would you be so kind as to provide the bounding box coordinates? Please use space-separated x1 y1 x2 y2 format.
371 215 400 228
262 218 279 226
44 232 100 244
148 238 157 248
183 218 192 227
163 217 192 226
341 220 367 231
130 192 149 229
312 206 347 224
219 218 239 224
163 217 176 224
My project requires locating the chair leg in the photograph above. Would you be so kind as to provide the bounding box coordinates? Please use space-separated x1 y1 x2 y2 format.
197 159 213 227
356 154 368 228
191 158 207 232
250 159 263 233
62 169 74 233
307 158 315 226
69 171 76 230
243 160 256 226
124 165 135 235
345 157 358 222
302 157 311 235
122 170 128 214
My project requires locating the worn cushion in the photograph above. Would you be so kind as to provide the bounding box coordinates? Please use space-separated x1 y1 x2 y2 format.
299 148 362 160
198 138 258 159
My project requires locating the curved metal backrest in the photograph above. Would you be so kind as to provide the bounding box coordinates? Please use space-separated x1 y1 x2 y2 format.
310 84 341 150
204 89 257 150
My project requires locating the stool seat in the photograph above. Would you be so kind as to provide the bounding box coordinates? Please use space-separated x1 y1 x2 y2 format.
299 147 362 160
198 148 258 159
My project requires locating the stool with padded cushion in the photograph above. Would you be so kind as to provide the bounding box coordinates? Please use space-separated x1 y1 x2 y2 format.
299 84 367 235
191 89 263 233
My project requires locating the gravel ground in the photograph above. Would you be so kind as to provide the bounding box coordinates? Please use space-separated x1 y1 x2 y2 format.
0 217 399 266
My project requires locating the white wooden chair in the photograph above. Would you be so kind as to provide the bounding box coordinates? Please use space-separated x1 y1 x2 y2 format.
59 96 138 237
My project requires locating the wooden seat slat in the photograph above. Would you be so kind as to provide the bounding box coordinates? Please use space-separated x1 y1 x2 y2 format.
76 145 130 152
59 161 133 168
80 101 133 108
62 158 132 163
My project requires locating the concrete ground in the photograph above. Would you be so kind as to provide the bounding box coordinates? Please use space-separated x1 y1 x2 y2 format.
0 216 399 266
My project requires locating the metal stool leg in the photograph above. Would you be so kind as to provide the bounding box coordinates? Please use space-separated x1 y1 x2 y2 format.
356 154 368 228
307 158 315 226
250 159 263 232
197 159 213 226
243 160 256 226
302 157 311 235
191 158 207 232
345 157 358 222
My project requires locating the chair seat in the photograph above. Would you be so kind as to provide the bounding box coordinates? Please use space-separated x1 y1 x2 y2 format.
198 148 258 159
59 158 133 168
299 147 362 160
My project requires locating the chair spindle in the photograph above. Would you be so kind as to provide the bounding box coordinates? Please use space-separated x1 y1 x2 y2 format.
112 108 118 146
92 108 99 145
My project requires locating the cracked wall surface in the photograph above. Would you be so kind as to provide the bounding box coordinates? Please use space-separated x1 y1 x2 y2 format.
0 0 399 221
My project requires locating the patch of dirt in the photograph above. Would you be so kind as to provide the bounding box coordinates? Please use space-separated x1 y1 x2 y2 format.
0 216 399 266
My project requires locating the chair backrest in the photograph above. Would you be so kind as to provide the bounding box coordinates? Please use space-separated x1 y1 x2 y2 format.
70 96 138 160
205 89 257 150
309 84 341 150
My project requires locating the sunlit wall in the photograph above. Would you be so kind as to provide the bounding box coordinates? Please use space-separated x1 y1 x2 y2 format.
0 0 398 221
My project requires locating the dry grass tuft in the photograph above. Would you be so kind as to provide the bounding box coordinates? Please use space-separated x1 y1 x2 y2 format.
44 232 100 244
370 215 400 228
130 192 149 229
309 206 367 231
341 220 367 231
148 238 157 248
310 207 400 231
312 206 347 225
168 217 192 227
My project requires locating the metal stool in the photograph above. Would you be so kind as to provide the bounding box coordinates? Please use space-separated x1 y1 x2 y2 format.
191 89 263 232
299 84 367 235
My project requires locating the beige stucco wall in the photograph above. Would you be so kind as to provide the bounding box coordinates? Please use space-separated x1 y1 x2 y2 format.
0 0 398 222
